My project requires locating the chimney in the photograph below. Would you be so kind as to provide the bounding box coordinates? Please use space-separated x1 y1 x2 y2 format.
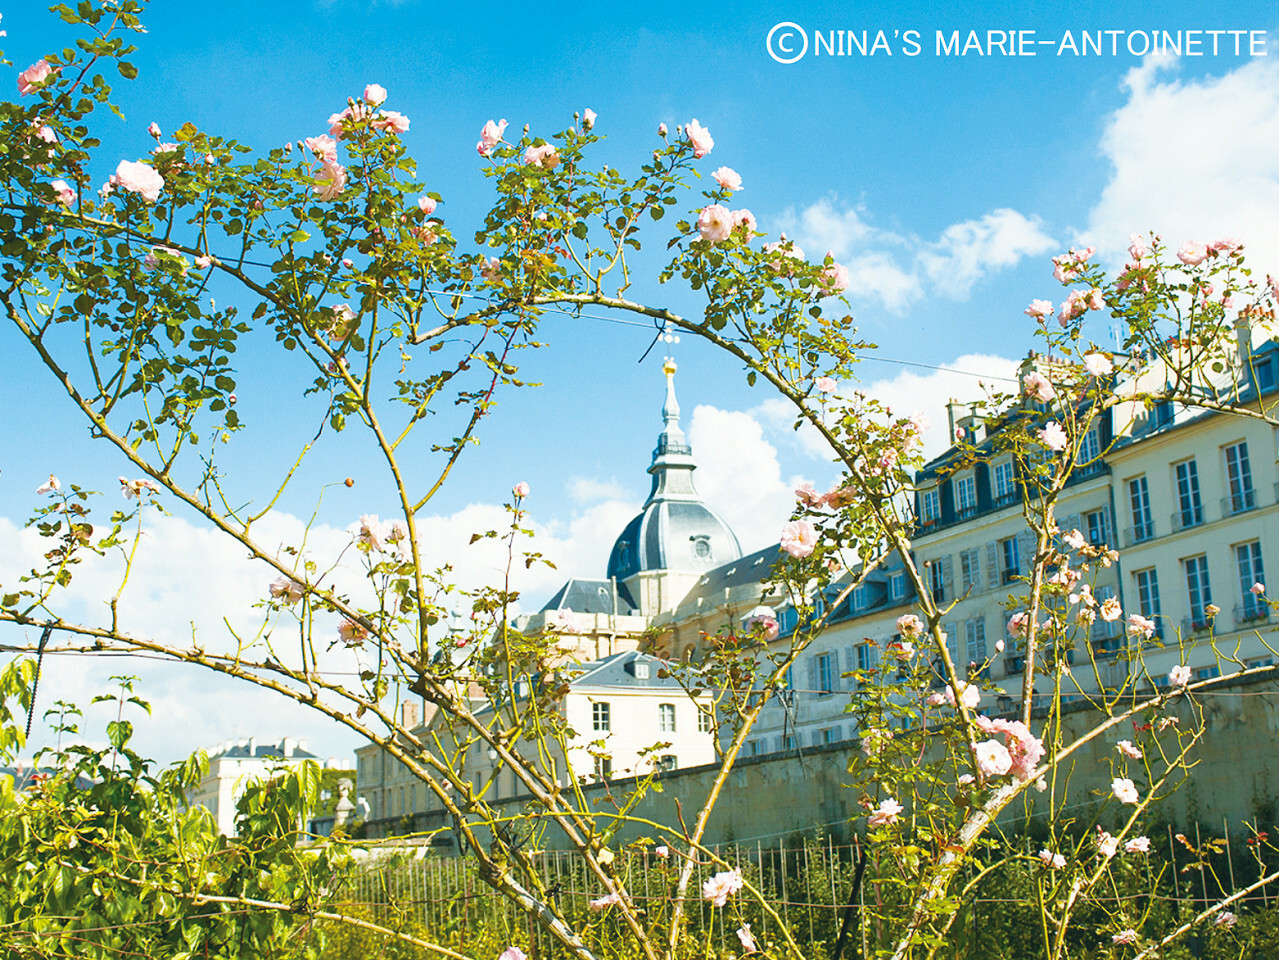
281 737 295 757
1236 308 1254 369
402 701 420 729
247 736 256 756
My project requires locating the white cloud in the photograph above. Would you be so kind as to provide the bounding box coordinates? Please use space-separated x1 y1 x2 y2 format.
777 199 1053 311
1086 56 1279 273
567 476 630 503
861 353 1021 461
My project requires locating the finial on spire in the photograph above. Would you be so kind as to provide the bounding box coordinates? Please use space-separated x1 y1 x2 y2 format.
662 357 681 430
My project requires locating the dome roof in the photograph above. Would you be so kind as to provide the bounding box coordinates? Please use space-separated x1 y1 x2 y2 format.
607 361 742 580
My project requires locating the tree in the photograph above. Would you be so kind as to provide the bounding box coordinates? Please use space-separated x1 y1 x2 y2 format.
2 3 1278 957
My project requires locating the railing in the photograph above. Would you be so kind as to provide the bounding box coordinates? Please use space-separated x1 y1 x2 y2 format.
1124 522 1154 546
1221 489 1257 517
993 491 1019 509
1181 616 1213 636
1234 601 1272 629
1171 505 1204 533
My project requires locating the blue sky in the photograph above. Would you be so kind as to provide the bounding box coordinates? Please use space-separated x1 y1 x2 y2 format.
4 0 1279 763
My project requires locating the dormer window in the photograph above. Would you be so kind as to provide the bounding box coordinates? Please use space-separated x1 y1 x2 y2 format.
690 534 713 560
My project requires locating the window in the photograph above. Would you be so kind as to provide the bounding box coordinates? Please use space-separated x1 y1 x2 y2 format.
592 702 611 733
779 734 797 751
920 488 941 524
889 572 906 601
594 756 612 781
929 560 947 603
964 618 987 666
1128 476 1153 543
1000 536 1021 583
1237 541 1267 621
954 475 977 518
1184 555 1213 628
816 652 835 695
852 584 869 610
658 703 676 733
1224 442 1255 514
634 661 651 680
697 708 713 733
1174 460 1204 530
993 459 1016 505
1076 426 1101 465
748 739 762 757
1134 568 1162 639
856 642 879 672
1256 356 1278 392
1085 508 1111 548
1153 400 1174 429
820 727 839 745
960 547 981 594
655 755 677 772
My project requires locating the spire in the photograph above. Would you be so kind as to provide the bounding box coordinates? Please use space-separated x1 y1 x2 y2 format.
658 358 687 453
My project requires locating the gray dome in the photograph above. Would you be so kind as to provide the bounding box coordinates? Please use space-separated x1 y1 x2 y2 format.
607 361 742 580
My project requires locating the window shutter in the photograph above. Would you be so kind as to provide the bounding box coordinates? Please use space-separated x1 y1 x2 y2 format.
942 555 955 597
986 541 1000 590
944 622 958 665
844 645 856 691
1017 530 1036 572
807 656 818 699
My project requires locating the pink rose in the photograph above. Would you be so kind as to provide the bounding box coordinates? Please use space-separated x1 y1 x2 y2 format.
868 797 903 827
1124 836 1151 854
477 118 508 156
1112 777 1139 804
736 924 758 955
523 143 559 168
1251 582 1265 596
328 102 371 138
1051 247 1095 283
1038 849 1066 869
1215 911 1237 928
975 739 1013 778
1209 237 1243 256
313 160 348 200
18 60 55 96
1177 241 1208 265
731 208 757 235
1168 664 1191 687
814 376 838 394
363 83 388 106
480 256 501 281
147 121 162 139
305 135 338 161
795 481 821 505
685 118 714 158
582 108 597 130
417 195 438 215
701 868 743 906
588 893 621 912
513 481 530 499
498 949 527 960
338 618 369 646
1038 421 1068 452
34 124 56 144
821 259 850 293
50 180 76 206
109 160 165 202
896 614 923 638
269 576 304 604
658 122 668 137
1126 614 1156 639
1127 234 1149 261
36 475 60 495
711 166 742 191
1083 352 1113 376
372 110 410 134
1022 371 1055 403
762 236 805 273
696 204 733 243
1024 299 1053 320
944 681 980 711
779 519 818 558
1112 930 1138 945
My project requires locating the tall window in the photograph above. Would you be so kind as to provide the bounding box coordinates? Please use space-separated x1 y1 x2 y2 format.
658 703 676 733
1134 568 1162 639
1076 426 1101 464
857 642 879 672
993 459 1016 504
816 652 835 694
889 573 906 601
1237 541 1266 620
955 475 977 518
1000 536 1020 583
960 548 981 594
929 560 947 603
1129 476 1153 542
594 756 612 781
697 709 713 733
1225 442 1255 514
1184 555 1213 627
1174 460 1204 530
592 702 611 732
920 488 941 523
965 618 987 665
1085 508 1110 548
